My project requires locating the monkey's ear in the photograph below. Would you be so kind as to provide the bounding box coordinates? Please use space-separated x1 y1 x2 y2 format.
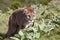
23 9 28 14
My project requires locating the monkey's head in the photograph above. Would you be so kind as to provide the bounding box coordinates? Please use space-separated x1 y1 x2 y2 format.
23 7 36 22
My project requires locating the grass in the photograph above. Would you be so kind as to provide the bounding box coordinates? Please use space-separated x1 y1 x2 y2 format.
0 4 60 40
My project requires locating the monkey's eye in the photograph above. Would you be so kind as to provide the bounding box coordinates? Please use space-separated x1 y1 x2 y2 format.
28 15 30 17
27 15 30 19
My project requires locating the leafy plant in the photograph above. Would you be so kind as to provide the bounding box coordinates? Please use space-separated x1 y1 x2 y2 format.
10 4 60 40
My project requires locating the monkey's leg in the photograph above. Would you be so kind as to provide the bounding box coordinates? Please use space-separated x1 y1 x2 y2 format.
5 18 17 38
14 25 19 34
5 24 17 37
15 25 24 34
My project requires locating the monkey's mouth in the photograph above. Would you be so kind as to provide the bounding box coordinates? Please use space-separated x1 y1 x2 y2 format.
28 19 34 23
25 20 34 28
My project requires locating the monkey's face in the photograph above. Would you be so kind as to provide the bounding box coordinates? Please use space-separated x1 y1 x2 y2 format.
23 7 36 22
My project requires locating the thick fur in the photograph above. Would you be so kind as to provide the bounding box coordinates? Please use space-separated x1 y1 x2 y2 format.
5 7 36 38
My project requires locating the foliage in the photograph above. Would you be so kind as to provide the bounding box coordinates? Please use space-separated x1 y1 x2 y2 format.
9 0 52 10
0 0 60 40
11 0 52 5
10 2 23 10
0 0 52 12
10 4 60 40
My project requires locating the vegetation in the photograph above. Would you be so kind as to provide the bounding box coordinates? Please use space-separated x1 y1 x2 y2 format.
0 0 60 40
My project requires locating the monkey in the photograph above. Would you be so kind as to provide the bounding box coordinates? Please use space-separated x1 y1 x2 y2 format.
5 6 36 38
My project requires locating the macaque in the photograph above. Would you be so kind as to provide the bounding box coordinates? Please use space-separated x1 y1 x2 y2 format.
5 6 36 38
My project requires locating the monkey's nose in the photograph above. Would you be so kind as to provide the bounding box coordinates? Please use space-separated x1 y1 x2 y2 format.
30 18 34 21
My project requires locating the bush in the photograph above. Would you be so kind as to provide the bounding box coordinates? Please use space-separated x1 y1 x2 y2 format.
10 4 60 40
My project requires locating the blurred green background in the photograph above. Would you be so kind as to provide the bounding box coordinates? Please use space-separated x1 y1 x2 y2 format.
0 0 60 40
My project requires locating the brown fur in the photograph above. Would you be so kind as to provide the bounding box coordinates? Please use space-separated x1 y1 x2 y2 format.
5 6 36 38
